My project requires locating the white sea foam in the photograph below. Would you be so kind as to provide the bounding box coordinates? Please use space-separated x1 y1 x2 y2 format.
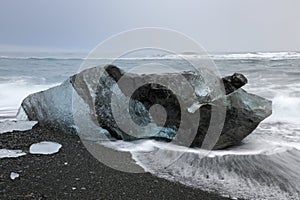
265 95 300 124
131 148 300 199
0 55 83 60
2 51 299 61
101 120 300 200
211 52 300 60
0 79 56 119
115 52 300 60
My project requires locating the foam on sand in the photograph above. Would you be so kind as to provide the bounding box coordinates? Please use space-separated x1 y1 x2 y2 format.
101 128 300 200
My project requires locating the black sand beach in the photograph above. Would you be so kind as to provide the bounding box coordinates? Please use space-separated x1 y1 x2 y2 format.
0 125 231 200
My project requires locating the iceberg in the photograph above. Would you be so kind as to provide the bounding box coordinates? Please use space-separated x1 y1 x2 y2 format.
19 65 272 149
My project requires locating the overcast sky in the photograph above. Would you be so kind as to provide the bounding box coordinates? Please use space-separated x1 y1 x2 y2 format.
1 0 300 52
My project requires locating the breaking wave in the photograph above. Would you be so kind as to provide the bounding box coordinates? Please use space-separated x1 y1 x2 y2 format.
104 133 300 199
0 78 57 119
1 52 300 61
267 95 300 124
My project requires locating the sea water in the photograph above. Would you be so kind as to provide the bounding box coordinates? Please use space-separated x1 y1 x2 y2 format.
1 51 300 199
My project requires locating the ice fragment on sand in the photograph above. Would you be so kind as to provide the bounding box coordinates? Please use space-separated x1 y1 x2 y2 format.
29 141 62 155
0 120 37 134
0 149 26 158
10 172 19 180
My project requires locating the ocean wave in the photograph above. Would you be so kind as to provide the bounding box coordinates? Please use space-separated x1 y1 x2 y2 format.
103 136 300 200
0 55 84 61
134 148 300 200
1 51 300 61
266 95 300 125
120 52 300 60
0 75 47 83
211 52 300 60
0 81 57 119
0 55 182 61
0 55 177 61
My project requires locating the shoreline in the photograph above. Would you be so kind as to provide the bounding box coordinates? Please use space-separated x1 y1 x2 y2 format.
0 125 232 200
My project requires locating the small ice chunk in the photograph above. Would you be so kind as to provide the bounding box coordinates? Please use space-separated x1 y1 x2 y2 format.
0 149 26 158
187 102 203 113
16 107 29 120
0 120 37 134
29 141 62 155
10 172 19 180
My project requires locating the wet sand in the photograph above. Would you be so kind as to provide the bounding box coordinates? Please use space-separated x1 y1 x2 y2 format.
0 125 231 200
